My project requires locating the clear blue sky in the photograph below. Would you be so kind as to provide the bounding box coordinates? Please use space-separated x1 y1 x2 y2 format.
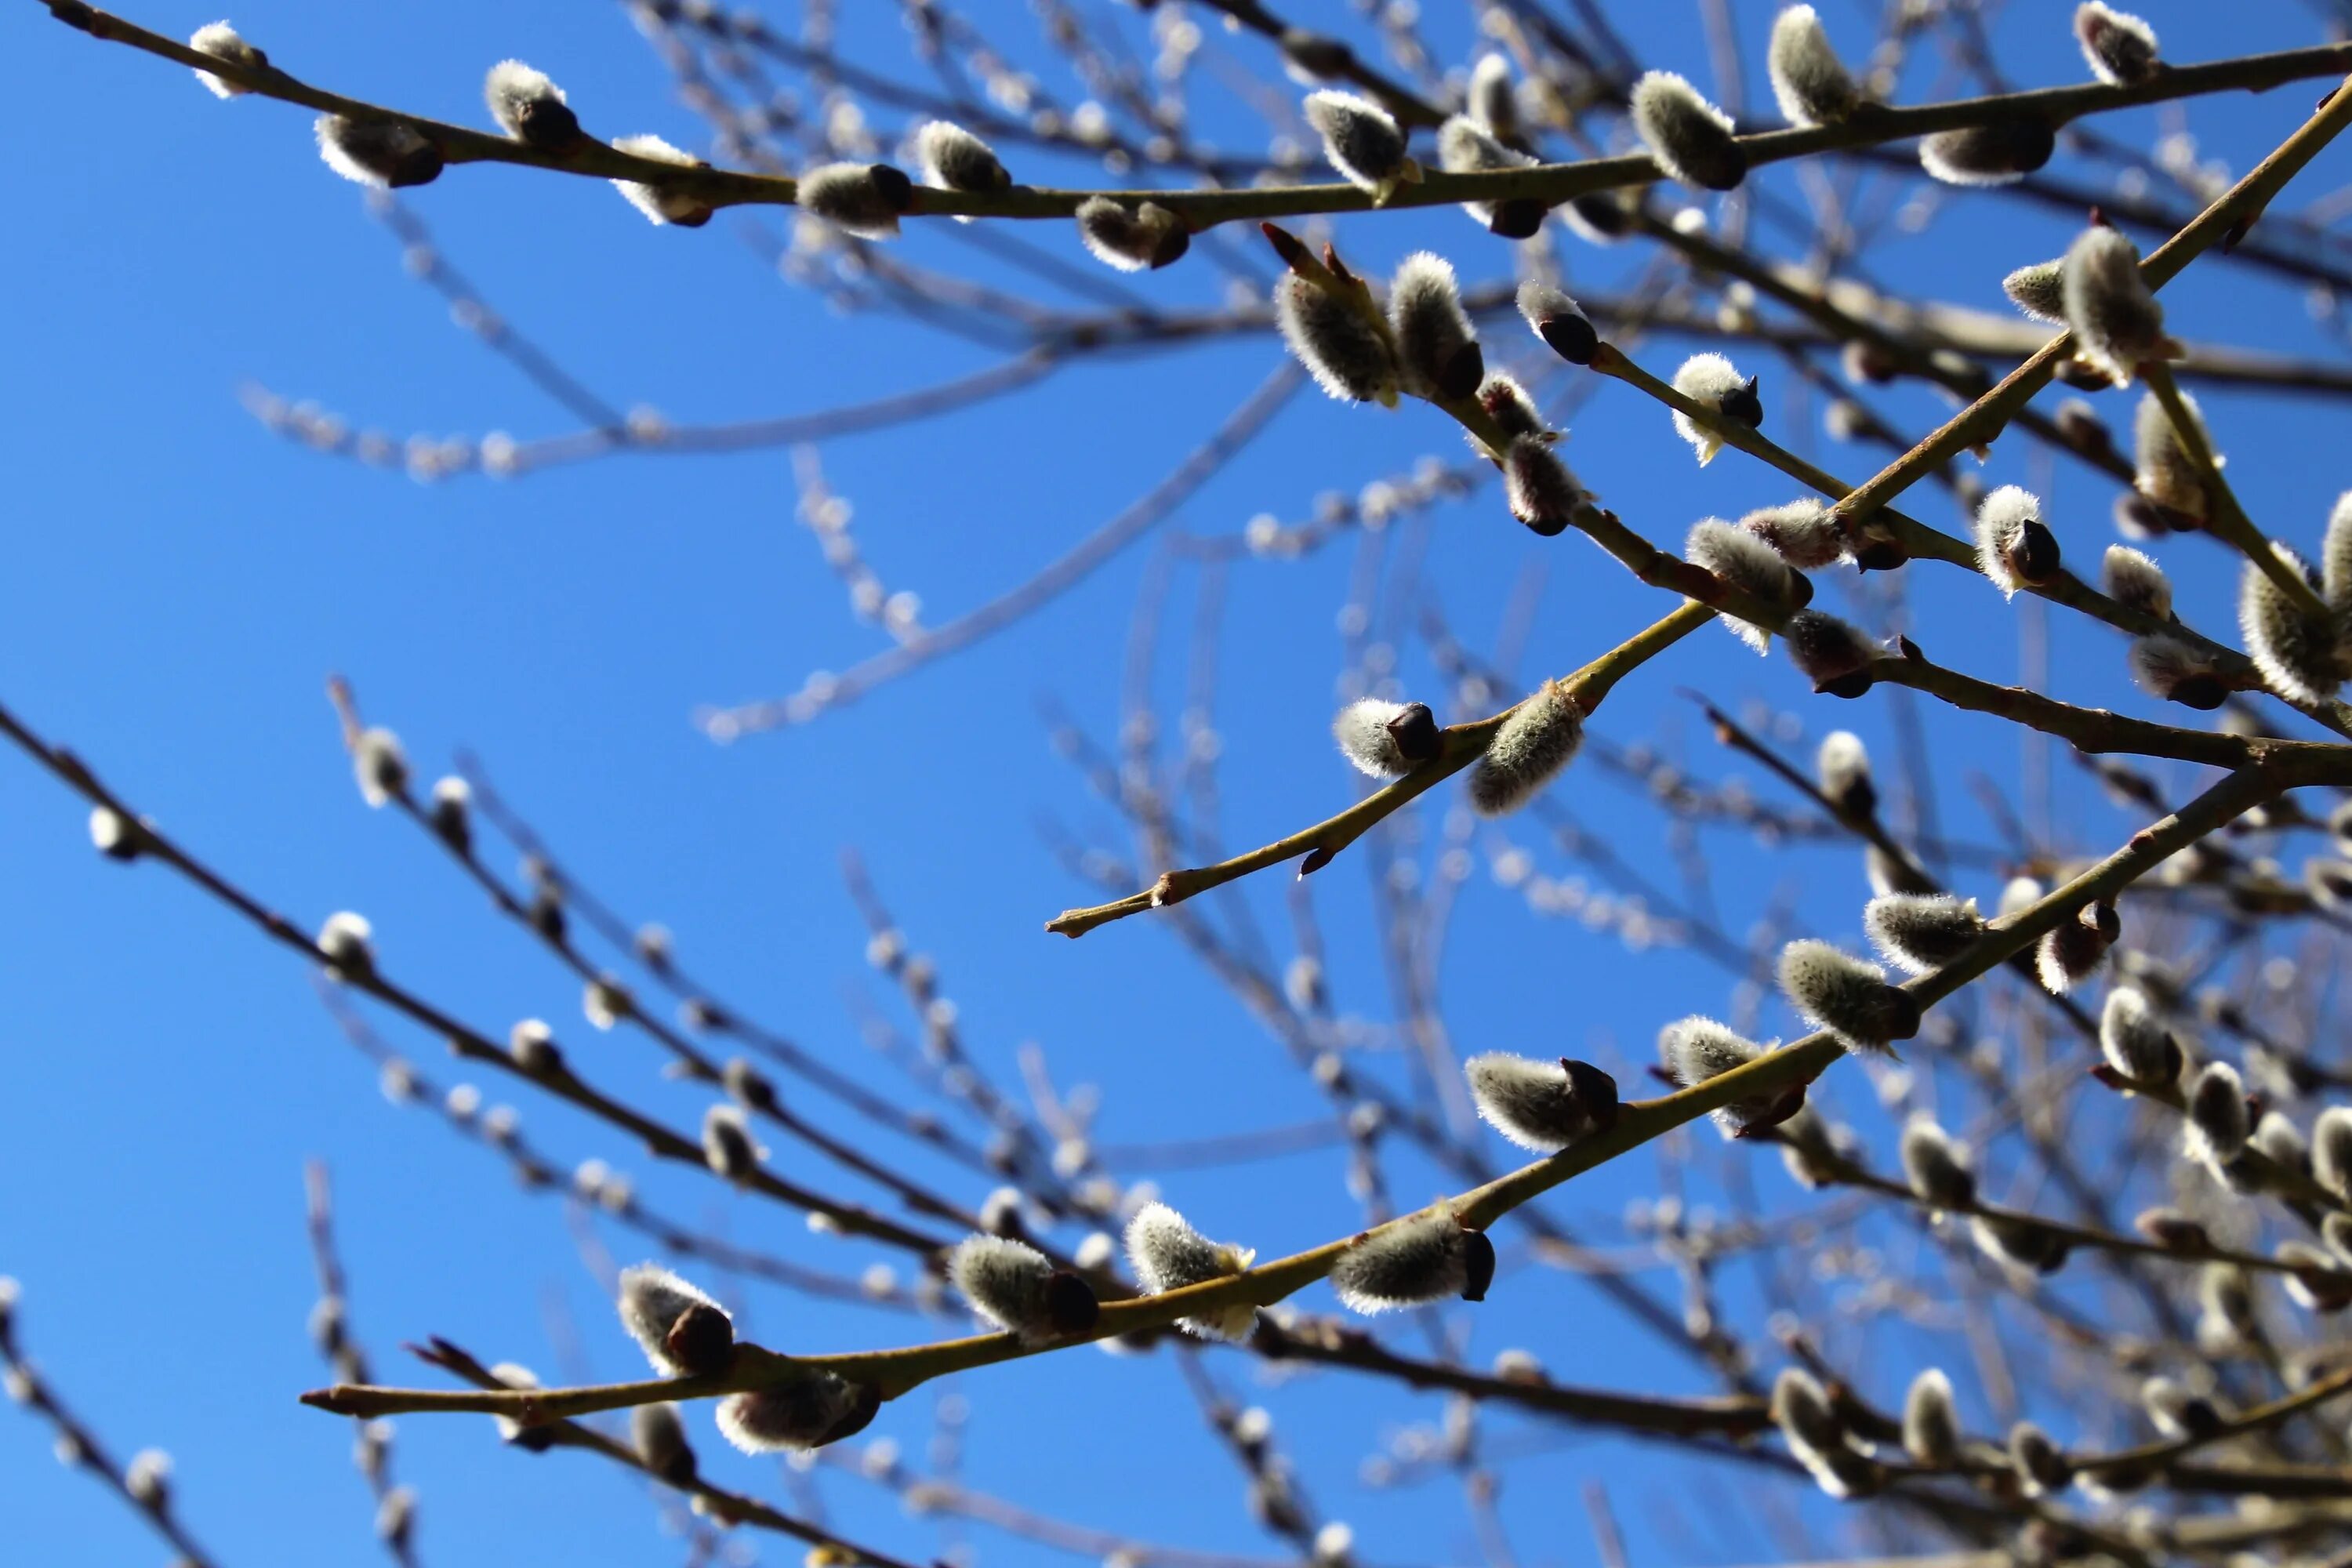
3 2 2348 1563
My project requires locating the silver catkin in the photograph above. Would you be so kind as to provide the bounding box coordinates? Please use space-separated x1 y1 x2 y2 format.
2314 1105 2352 1200
2132 387 2209 521
715 1374 877 1454
1903 1369 1961 1465
1864 893 1984 976
1303 89 1411 194
1918 118 2055 187
1670 353 1762 465
1742 499 1845 570
485 60 579 150
2323 491 2352 611
2009 1422 2071 1497
1501 437 1584 537
2182 1060 2251 1178
1782 611 1875 691
2076 3 2161 87
1657 1016 1784 1136
799 162 913 240
1817 730 1875 816
1630 71 1745 191
2241 546 2344 704
1074 197 1189 271
316 116 443 188
1971 484 2060 597
1900 1118 1977 1210
632 1402 696 1485
1467 54 1519 143
1466 680 1583 816
914 121 1010 193
1124 1202 1259 1341
2001 259 2066 324
190 21 266 99
2062 225 2172 385
1779 939 1918 1054
617 1263 735 1377
1464 1053 1615 1151
1332 697 1440 778
611 135 713 227
1515 280 1597 365
1686 519 1802 653
1435 116 1537 234
1328 1207 1483 1313
2102 544 2173 619
2128 634 2224 709
1767 6 1862 128
2099 985 2179 1084
1275 274 1399 405
1388 252 1483 400
947 1234 1094 1342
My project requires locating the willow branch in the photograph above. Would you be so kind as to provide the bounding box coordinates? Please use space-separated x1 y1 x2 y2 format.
2143 360 2332 621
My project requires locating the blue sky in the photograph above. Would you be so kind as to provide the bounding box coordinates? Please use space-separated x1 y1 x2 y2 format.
4 2 2350 1563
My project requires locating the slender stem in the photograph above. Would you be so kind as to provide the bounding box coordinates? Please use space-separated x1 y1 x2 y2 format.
2143 360 2333 620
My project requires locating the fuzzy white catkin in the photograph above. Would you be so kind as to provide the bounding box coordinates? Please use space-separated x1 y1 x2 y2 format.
1766 6 1861 127
2001 259 2065 324
2063 226 2169 385
2099 985 2176 1083
1900 1119 1976 1210
1918 118 2054 187
1686 521 1799 653
1331 698 1435 778
1074 198 1187 272
1903 1369 1961 1465
633 1402 695 1483
2241 546 2343 704
352 727 407 808
799 162 910 240
89 805 138 859
616 1263 731 1376
1772 1368 1874 1498
702 1103 765 1183
2182 1061 2250 1177
190 21 263 99
2102 544 2172 620
1971 485 2053 597
715 1374 873 1454
1327 1208 1472 1313
484 60 577 149
913 121 1008 193
1303 90 1410 194
1466 680 1582 815
2128 634 2221 706
1669 353 1758 465
1782 611 1874 689
1501 438 1582 536
2076 3 2160 86
1656 1015 1777 1135
1817 730 1874 815
1435 116 1536 230
1124 1202 1258 1340
2314 1106 2352 1200
947 1234 1062 1341
1740 499 1843 570
1275 274 1399 405
1780 939 1915 1054
1629 71 1744 191
315 116 441 189
2009 1423 2070 1496
2132 387 2209 520
1464 1053 1600 1151
318 912 374 982
611 135 713 226
125 1447 171 1508
1863 893 1983 975
1467 53 1517 141
2322 491 2352 611
1388 252 1482 400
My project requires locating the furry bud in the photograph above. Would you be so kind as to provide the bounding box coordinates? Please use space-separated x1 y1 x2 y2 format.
1767 6 1862 127
1467 679 1582 815
2255 1112 2311 1186
508 1018 562 1075
914 121 1008 193
2182 1060 2251 1176
2008 1422 2071 1496
316 116 442 188
428 776 471 853
1075 198 1188 271
190 21 265 99
1739 499 1843 571
1465 1053 1618 1151
632 1402 697 1486
1670 353 1762 466
318 912 375 982
1501 437 1584 538
1304 90 1412 195
716 1374 879 1453
2314 1105 2352 1200
1276 274 1399 405
701 1103 765 1185
2322 491 2352 610
1903 1369 1961 1465
799 162 913 239
1773 1369 1877 1498
1563 191 1635 245
612 136 713 226
1333 699 1442 778
2063 227 2172 385
2128 635 2227 710
2098 985 2180 1085
1475 373 1545 443
1782 611 1875 695
2002 259 2065 325
1515 281 1596 365
2076 4 2160 87
949 1234 1099 1342
1974 1214 2071 1275
1780 939 1917 1054
1919 119 2054 187
1389 252 1483 400
2140 1377 2220 1440
89 805 141 861
1864 893 1983 975
1973 485 2060 597
1435 116 1541 235
1657 1016 1795 1136
2102 545 2172 620
2241 546 2344 703
1467 54 1519 143
1125 1202 1259 1341
2133 388 2209 521
2134 1206 2209 1251
1900 1118 1976 1210
1329 1207 1492 1313
1687 520 1806 653
618 1264 735 1377
2034 902 2118 993
485 61 579 150
1816 731 1875 817
1630 71 1744 191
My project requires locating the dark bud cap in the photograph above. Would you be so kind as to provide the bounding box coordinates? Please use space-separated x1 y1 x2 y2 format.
1488 198 1548 240
1387 702 1443 765
514 96 580 151
1460 1229 1497 1302
1516 280 1598 365
665 1302 737 1378
1566 192 1635 239
1044 1270 1102 1336
1436 341 1486 401
1850 535 1909 572
2009 518 2063 586
1563 1058 1621 1131
866 164 914 211
1719 376 1764 430
818 1381 884 1447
